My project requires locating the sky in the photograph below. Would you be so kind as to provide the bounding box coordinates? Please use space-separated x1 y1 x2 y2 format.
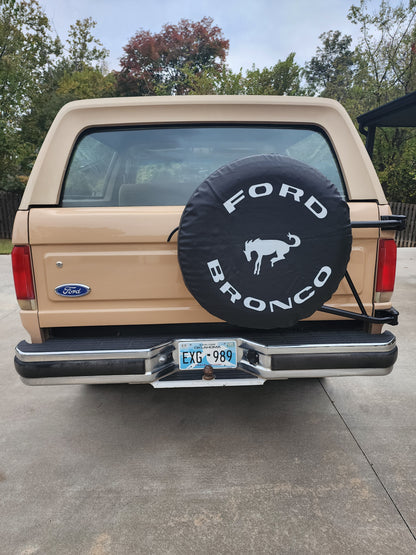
38 0 375 72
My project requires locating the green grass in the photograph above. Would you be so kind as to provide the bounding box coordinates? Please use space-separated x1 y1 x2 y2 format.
0 239 12 254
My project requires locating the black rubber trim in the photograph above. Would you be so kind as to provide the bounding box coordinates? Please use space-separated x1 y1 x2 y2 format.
271 347 398 371
14 357 146 379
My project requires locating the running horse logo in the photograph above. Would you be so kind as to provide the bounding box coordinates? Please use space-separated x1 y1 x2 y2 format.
243 234 301 275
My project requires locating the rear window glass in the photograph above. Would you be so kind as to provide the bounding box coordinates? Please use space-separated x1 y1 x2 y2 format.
61 126 346 206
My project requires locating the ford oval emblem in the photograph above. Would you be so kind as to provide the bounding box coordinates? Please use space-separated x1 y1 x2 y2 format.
55 284 91 298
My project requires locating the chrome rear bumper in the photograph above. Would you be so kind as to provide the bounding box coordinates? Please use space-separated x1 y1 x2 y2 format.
15 326 398 387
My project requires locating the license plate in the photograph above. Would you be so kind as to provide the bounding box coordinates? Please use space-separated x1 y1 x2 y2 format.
178 340 237 370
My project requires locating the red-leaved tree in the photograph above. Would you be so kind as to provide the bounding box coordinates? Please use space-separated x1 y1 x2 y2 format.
116 17 229 96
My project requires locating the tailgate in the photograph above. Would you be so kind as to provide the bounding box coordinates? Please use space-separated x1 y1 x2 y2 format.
29 202 379 329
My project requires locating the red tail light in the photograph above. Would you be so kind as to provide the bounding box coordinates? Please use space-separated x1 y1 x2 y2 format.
12 246 35 300
376 239 397 293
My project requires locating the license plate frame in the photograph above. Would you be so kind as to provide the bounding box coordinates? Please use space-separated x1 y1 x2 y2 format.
178 340 237 370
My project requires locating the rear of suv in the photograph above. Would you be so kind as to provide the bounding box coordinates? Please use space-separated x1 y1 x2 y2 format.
11 95 401 387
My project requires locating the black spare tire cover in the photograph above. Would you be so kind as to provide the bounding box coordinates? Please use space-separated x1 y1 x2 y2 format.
178 154 352 329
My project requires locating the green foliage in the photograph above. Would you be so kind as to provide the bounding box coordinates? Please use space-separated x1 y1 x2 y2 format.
168 65 245 95
181 54 303 96
0 239 12 254
373 128 416 203
303 31 355 102
348 0 416 104
0 0 61 119
66 17 109 72
245 54 303 95
57 68 115 99
0 0 61 189
0 6 113 191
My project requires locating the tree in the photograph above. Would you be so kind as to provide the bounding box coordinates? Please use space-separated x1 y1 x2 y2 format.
0 0 61 189
57 68 114 98
244 54 303 95
178 54 303 97
348 0 416 107
303 31 355 102
65 17 109 72
347 0 416 202
1 10 113 190
116 17 229 96
0 0 61 117
375 128 416 203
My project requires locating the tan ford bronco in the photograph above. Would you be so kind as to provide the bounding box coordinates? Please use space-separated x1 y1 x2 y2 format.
11 95 403 387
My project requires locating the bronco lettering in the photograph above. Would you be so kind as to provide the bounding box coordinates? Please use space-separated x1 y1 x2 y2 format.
207 259 334 313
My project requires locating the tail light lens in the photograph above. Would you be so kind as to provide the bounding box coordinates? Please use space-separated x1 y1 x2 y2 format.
12 245 35 301
376 239 397 293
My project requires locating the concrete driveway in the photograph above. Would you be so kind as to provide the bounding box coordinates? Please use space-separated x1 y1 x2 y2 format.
0 250 415 554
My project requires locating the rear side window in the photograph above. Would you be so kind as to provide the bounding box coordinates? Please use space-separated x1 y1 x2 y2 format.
63 135 115 198
61 126 346 206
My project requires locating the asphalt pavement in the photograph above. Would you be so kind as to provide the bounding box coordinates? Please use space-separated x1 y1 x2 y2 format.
0 250 415 554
